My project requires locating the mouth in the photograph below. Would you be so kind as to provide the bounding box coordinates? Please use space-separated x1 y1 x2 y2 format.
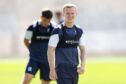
43 24 48 27
68 18 73 21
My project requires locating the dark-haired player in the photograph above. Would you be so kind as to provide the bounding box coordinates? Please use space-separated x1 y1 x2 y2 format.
22 8 55 84
48 4 86 84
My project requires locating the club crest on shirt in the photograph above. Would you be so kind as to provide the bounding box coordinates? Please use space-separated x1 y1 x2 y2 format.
47 28 50 32
28 66 32 72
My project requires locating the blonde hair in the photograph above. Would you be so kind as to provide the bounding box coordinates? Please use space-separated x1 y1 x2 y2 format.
63 3 77 11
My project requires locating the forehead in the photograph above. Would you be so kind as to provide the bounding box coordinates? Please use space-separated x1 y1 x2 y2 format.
42 16 51 21
63 7 76 12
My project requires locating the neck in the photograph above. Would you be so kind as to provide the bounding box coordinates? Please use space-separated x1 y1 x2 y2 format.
40 21 49 28
64 22 74 28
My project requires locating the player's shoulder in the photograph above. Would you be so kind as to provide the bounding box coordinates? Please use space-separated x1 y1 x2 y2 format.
74 24 85 33
51 24 62 35
27 20 39 31
52 28 61 35
50 21 57 28
27 25 34 31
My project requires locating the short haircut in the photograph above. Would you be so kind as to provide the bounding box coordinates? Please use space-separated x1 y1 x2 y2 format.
55 10 62 16
41 8 53 19
63 3 77 11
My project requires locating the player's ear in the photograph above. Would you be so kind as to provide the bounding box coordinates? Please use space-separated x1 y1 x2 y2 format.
75 9 77 16
62 9 65 17
76 12 77 16
63 11 65 17
40 16 43 20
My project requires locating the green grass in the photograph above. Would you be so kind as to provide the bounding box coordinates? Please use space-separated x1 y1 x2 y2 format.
0 57 126 84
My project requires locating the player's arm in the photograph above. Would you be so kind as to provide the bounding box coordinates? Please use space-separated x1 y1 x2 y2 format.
47 32 59 80
24 28 33 48
24 38 30 48
48 46 56 80
78 31 86 74
78 45 86 72
48 46 56 71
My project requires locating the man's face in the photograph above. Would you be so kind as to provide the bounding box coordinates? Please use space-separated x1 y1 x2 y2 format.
55 12 62 21
63 7 77 23
41 16 51 27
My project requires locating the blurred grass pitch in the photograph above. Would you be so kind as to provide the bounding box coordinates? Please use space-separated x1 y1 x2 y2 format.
0 57 126 84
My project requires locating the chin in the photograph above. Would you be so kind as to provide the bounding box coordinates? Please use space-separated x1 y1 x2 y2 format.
68 19 74 22
44 26 48 28
68 21 73 23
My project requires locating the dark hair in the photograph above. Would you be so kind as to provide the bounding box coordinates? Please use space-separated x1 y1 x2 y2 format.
42 9 53 19
55 11 62 16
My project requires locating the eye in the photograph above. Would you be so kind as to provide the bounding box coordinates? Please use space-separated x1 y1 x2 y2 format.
67 12 70 15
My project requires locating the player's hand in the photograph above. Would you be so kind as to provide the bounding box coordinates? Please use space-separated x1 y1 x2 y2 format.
50 69 57 80
77 66 85 75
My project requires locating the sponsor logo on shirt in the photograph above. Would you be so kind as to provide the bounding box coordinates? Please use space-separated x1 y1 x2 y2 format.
65 40 79 44
36 36 50 39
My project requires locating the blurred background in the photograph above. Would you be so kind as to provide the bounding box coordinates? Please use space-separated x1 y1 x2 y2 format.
0 0 126 84
0 0 126 58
